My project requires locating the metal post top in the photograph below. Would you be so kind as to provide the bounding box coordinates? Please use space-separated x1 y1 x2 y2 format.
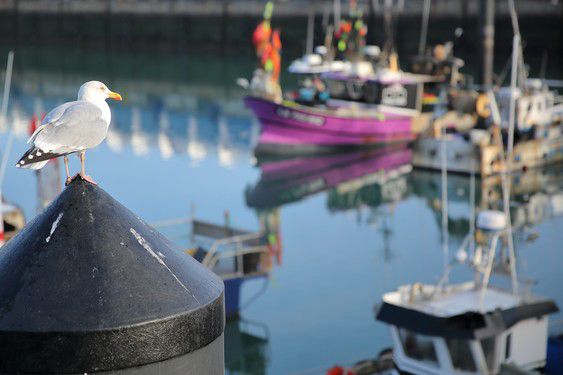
0 179 225 373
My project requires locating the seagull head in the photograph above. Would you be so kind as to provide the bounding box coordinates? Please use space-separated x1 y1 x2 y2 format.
78 81 123 103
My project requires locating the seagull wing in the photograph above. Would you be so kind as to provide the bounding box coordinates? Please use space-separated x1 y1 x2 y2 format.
33 101 107 153
17 101 108 169
27 101 76 144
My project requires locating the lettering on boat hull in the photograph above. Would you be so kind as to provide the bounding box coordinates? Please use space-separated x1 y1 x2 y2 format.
276 107 325 126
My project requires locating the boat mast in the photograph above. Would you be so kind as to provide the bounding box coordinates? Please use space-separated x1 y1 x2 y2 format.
506 0 523 160
439 90 449 284
0 51 14 248
502 0 521 295
480 0 495 87
306 2 315 55
382 0 397 66
0 51 14 191
418 0 431 56
333 0 341 29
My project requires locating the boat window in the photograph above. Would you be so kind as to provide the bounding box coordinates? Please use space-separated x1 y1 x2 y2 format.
398 328 439 366
480 336 496 370
505 334 511 360
446 338 476 372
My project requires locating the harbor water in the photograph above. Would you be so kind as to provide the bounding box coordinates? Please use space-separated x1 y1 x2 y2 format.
0 44 562 373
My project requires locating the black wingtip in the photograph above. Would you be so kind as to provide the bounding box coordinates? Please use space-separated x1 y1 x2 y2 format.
16 147 59 168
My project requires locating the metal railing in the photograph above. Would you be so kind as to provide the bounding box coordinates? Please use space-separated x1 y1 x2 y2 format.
201 231 269 279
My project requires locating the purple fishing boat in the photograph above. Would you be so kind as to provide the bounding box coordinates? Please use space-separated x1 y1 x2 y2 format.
244 96 416 153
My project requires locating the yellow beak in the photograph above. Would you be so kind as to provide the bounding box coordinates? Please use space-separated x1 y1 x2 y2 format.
108 91 123 101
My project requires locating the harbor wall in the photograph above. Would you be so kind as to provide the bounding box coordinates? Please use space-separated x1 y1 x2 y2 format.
0 0 561 62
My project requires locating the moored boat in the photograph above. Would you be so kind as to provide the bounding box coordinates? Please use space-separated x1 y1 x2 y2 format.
245 96 426 154
373 208 560 375
186 218 276 318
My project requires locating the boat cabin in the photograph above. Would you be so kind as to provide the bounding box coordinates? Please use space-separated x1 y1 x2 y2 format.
497 79 556 131
377 282 558 375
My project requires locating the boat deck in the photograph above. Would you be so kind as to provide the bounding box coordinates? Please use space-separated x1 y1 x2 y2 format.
383 282 527 317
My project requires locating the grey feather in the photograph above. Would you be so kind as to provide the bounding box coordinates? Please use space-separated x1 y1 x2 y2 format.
28 102 76 144
32 101 109 153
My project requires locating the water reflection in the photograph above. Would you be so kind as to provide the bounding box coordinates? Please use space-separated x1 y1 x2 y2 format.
225 318 271 375
410 166 563 241
4 60 258 169
246 146 412 209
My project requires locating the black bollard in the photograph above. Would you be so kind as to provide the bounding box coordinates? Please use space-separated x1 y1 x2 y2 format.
0 179 225 374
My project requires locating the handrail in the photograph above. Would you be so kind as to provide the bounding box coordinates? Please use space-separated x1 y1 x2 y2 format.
206 245 269 272
202 231 266 267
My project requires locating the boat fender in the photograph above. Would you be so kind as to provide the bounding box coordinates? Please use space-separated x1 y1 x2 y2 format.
326 366 355 375
476 94 491 118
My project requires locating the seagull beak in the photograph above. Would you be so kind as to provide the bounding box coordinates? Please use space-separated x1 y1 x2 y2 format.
108 91 123 101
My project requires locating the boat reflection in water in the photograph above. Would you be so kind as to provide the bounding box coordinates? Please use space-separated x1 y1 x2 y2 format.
225 318 271 374
246 144 413 210
410 165 563 241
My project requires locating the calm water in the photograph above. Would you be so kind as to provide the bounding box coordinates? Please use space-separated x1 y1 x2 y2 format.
0 46 562 375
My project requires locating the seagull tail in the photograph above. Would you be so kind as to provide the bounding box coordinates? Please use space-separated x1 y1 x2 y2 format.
15 147 59 170
18 160 49 170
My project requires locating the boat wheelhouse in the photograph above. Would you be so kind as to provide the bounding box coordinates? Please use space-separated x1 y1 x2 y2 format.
497 79 556 130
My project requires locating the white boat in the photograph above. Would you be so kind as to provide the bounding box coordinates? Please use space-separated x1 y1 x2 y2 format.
413 0 563 177
412 88 563 176
376 210 559 375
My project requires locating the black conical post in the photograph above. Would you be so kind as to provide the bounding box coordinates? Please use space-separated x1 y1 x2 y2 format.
0 179 225 373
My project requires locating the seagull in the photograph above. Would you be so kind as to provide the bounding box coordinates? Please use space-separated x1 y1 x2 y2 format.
16 81 122 185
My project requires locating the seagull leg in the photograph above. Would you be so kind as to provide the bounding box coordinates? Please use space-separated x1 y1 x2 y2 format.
64 156 72 186
76 151 97 185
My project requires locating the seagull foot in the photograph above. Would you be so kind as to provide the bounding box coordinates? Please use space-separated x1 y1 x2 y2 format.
65 177 72 186
70 173 98 185
80 174 98 185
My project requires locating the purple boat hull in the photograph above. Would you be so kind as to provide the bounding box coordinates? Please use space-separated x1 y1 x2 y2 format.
244 96 415 151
